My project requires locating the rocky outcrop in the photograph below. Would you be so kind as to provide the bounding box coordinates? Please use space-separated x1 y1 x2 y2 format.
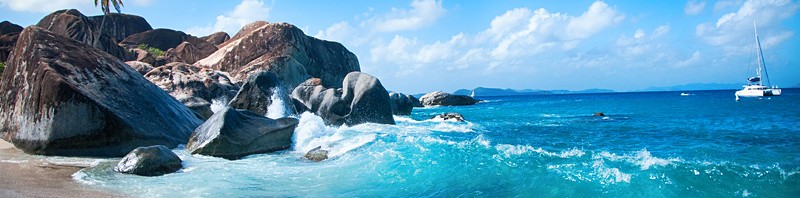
201 32 230 46
224 55 312 89
164 41 210 64
144 62 239 103
35 9 135 61
114 145 182 176
121 29 217 64
593 112 605 117
196 21 360 88
87 13 153 42
389 92 418 116
229 71 294 117
292 72 395 126
0 21 23 62
180 96 214 120
126 61 154 75
187 107 299 160
431 113 466 122
304 146 328 162
419 91 479 106
0 26 203 156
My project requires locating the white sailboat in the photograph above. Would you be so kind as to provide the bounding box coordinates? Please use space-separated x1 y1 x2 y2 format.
735 22 781 101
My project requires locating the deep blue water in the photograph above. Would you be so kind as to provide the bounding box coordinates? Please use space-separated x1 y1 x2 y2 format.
76 89 800 197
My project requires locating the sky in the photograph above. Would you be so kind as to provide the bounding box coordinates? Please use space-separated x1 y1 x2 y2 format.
1 0 798 93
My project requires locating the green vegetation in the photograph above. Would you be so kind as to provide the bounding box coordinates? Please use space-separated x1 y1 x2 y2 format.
0 62 5 79
138 43 165 58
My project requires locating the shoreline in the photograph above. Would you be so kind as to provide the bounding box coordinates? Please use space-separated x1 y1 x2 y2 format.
0 140 123 198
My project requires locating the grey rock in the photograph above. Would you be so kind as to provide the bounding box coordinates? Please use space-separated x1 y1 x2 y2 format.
179 97 214 120
229 71 295 117
35 9 135 61
419 91 479 106
187 107 299 160
0 26 202 156
304 146 328 162
0 21 23 62
114 145 182 176
143 62 239 103
200 31 230 46
432 113 466 122
125 61 154 75
389 92 417 115
292 72 395 126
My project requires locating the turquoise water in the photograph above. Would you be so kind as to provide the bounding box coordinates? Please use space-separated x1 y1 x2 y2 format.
76 89 800 197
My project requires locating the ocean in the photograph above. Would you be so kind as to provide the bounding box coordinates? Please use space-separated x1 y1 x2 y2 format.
74 89 800 197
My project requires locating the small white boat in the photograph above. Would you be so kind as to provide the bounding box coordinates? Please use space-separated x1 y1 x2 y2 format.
735 22 781 101
680 93 691 96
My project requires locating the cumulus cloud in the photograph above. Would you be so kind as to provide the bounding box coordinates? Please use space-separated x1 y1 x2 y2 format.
685 0 706 15
0 0 92 13
366 0 446 32
696 0 798 53
186 0 270 36
676 51 702 67
481 1 623 60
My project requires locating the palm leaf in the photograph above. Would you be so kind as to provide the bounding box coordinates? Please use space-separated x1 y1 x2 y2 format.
94 0 124 15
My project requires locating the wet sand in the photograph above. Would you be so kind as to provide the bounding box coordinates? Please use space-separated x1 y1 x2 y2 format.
0 140 122 198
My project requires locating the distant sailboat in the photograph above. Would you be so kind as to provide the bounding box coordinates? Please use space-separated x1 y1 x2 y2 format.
735 22 781 101
470 89 476 97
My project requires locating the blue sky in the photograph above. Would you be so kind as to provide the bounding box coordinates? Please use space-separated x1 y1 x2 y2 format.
1 0 798 93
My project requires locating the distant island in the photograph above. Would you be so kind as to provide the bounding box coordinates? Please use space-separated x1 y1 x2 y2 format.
451 87 615 97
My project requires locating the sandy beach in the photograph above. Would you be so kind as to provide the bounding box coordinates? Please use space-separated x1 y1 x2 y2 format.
0 140 121 198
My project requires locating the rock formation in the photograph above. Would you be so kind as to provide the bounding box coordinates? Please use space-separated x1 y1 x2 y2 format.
389 92 418 116
86 12 153 42
431 113 466 122
229 71 294 117
419 91 479 106
196 21 359 88
0 26 202 156
187 107 299 160
125 61 154 75
292 72 395 126
143 62 239 118
304 146 329 162
120 28 217 64
35 9 143 61
0 21 23 62
201 31 230 46
114 145 182 176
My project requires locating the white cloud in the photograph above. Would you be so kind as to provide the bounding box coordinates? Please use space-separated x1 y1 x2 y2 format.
676 51 702 67
652 25 670 38
186 0 270 36
714 0 743 12
0 0 93 13
696 0 798 53
366 0 446 32
565 1 625 40
685 0 707 15
314 21 355 43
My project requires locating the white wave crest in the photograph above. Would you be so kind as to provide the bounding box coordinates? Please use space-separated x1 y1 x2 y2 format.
209 96 229 114
292 112 377 158
495 144 585 158
595 148 680 170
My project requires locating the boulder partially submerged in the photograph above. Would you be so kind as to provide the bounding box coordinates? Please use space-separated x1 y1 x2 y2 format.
228 71 294 117
304 146 329 162
187 107 299 160
114 145 182 176
419 91 479 106
389 92 418 116
292 72 395 126
431 113 466 122
0 26 202 156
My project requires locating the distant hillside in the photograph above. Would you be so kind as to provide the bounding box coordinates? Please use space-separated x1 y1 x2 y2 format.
641 83 741 92
452 87 614 97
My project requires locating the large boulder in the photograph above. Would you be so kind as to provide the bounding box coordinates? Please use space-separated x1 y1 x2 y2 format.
35 9 134 61
187 107 299 160
143 62 239 102
196 21 360 88
200 31 230 46
164 41 211 64
0 21 23 62
292 72 395 126
125 61 154 75
229 71 295 117
388 92 417 116
86 13 153 42
121 29 217 64
0 26 203 156
419 91 479 106
114 145 182 176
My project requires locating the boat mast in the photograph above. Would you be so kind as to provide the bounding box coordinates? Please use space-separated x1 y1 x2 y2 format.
754 22 771 87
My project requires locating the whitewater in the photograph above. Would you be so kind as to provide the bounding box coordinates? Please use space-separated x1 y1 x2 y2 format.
72 89 800 197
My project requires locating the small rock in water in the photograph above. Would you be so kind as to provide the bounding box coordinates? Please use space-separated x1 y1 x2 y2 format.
114 145 182 176
432 113 466 122
593 112 605 117
304 146 329 162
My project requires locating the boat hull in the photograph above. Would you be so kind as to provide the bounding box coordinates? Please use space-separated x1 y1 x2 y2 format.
735 88 781 99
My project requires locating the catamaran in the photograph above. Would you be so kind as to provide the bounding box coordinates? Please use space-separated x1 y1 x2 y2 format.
735 22 781 101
